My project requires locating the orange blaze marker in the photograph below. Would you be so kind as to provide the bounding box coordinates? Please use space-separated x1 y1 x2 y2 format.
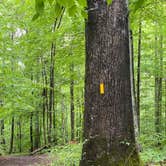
100 83 104 94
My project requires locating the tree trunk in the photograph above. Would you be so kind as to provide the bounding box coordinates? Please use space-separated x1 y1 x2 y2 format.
9 117 14 154
30 113 33 152
48 8 64 143
80 0 140 165
164 78 166 136
70 63 75 141
154 35 163 134
136 20 142 133
34 111 40 150
0 120 5 145
42 60 48 145
48 42 55 143
61 95 66 144
17 118 22 153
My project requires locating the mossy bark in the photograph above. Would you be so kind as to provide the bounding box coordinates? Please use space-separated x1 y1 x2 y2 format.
80 0 140 165
80 136 140 166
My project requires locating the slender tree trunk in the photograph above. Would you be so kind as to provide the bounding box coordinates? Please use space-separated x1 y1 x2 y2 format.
61 95 66 144
42 60 47 145
48 42 55 143
34 111 40 149
165 79 166 135
17 118 22 153
154 35 163 134
42 90 47 145
130 31 136 106
47 8 64 144
137 20 142 133
76 98 80 141
70 63 75 141
30 113 33 152
9 117 14 154
9 33 15 154
80 0 140 165
52 102 57 144
0 120 5 144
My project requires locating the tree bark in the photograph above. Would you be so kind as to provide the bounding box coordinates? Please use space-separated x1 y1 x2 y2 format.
136 20 142 133
80 0 140 165
70 63 75 141
0 120 5 145
164 78 166 136
154 35 163 134
34 111 40 150
42 59 48 145
9 117 14 154
48 42 55 143
17 118 22 153
30 112 33 152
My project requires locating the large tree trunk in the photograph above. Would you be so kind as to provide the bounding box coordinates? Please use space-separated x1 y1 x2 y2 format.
80 0 140 165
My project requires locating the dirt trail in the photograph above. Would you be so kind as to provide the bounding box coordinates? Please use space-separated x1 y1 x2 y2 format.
0 154 52 166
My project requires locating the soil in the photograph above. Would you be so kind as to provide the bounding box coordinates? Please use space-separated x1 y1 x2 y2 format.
0 154 52 166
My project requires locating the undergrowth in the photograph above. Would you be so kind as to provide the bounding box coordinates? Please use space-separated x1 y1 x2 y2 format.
50 138 166 166
51 143 82 166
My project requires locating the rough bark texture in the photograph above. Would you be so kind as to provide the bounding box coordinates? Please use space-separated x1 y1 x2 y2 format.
80 0 140 165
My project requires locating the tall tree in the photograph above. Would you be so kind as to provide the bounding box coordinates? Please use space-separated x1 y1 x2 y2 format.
154 34 163 135
9 117 15 154
70 63 75 141
137 19 142 133
30 112 33 152
80 0 140 165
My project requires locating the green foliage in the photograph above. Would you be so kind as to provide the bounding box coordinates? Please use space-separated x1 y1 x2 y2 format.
106 0 113 5
133 0 146 12
0 1 166 166
51 143 82 165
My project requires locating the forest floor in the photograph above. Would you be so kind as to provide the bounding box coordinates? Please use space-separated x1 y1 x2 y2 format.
0 154 52 166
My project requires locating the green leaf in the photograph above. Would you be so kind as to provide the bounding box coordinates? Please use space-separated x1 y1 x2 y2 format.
68 5 77 17
35 0 44 14
57 0 75 8
134 0 145 12
48 0 54 5
81 10 87 19
54 3 62 17
32 13 40 21
77 0 87 7
107 0 112 5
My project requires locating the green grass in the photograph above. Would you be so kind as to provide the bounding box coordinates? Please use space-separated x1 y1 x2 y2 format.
140 146 166 163
50 141 166 166
50 143 82 166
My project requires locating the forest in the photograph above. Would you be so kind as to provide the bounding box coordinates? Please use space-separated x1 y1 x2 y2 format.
0 0 166 166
